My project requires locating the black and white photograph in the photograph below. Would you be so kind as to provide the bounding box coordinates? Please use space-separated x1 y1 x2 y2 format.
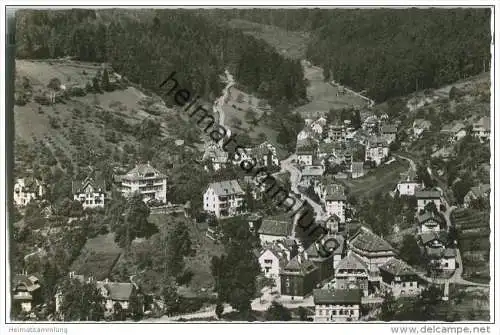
1 3 498 332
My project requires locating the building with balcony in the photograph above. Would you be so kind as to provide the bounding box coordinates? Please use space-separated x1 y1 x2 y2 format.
203 179 245 218
118 163 167 203
72 175 107 209
334 252 369 296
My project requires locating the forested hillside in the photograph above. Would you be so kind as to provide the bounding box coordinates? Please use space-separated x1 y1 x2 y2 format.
213 8 491 102
15 9 307 107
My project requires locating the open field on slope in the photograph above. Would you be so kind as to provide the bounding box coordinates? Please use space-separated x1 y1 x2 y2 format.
293 64 369 119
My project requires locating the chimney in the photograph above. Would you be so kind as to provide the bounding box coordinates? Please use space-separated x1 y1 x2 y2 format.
69 271 74 279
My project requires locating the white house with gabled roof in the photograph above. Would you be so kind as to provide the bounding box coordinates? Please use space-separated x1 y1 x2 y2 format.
203 180 245 218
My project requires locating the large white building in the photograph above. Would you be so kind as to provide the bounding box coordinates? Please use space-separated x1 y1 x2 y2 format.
118 163 167 203
13 178 44 207
72 176 107 209
203 180 245 218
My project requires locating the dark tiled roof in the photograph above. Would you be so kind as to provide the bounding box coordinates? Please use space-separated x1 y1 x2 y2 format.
419 231 449 245
97 281 134 301
415 189 441 199
349 227 395 254
324 184 346 201
258 215 292 237
208 180 244 196
425 247 457 259
313 288 362 305
72 175 106 194
12 274 41 292
123 162 166 180
417 211 444 225
379 258 416 277
336 252 368 272
282 254 317 275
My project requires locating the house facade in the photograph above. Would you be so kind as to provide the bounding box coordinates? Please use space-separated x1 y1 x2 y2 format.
118 162 167 203
12 274 42 313
415 189 442 212
348 226 397 274
13 178 44 207
322 185 347 223
72 176 107 209
395 169 421 196
313 288 362 322
380 124 397 144
280 254 319 299
413 119 431 138
417 210 444 233
296 146 316 167
334 252 369 296
379 258 423 297
365 137 389 166
203 180 245 218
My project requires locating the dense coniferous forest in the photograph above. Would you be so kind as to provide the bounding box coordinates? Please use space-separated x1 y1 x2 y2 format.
15 9 307 107
215 8 491 102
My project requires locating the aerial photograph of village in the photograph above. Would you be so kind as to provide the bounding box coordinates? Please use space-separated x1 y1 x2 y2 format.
7 7 493 323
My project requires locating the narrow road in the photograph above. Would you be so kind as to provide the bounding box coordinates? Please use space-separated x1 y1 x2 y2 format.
280 154 328 222
393 153 416 172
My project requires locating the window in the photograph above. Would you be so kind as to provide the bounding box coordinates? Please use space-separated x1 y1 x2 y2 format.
264 259 273 264
409 282 413 287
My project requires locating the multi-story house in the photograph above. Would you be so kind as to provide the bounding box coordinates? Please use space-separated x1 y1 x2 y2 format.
334 252 369 296
256 241 295 292
296 145 317 167
395 168 421 196
300 165 325 187
304 242 334 283
13 177 45 207
325 124 346 143
280 253 319 300
250 141 280 168
417 210 444 233
364 137 389 166
348 226 397 275
379 258 423 297
472 116 491 142
415 189 443 212
203 180 245 218
313 288 362 322
72 175 107 209
323 185 346 223
380 124 397 144
12 274 42 313
118 162 167 203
